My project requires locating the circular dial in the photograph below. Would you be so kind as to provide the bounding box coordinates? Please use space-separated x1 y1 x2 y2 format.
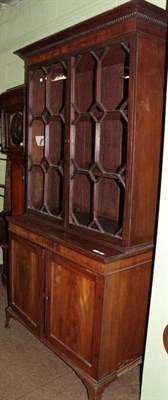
10 113 23 146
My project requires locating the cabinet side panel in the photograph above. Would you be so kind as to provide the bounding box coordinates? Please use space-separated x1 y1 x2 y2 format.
129 34 166 246
99 259 152 378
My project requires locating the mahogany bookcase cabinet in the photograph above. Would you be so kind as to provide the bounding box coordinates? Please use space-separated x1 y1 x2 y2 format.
5 1 167 399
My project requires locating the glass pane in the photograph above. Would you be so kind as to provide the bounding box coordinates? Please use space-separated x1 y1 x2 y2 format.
29 120 45 163
71 174 92 226
101 43 129 110
29 69 46 115
74 53 96 112
46 168 63 217
73 119 94 169
99 119 125 171
46 62 67 115
47 120 64 165
28 166 44 210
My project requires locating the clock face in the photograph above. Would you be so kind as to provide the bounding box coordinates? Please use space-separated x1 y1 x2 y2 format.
10 112 23 146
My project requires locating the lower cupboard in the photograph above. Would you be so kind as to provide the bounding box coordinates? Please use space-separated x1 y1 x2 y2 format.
6 229 152 400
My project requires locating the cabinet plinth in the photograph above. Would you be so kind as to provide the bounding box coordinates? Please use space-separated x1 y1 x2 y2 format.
6 1 167 399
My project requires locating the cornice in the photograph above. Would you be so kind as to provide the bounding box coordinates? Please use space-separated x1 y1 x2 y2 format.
15 0 168 60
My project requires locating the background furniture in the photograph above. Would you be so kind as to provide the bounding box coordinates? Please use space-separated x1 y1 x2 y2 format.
0 85 25 285
0 157 11 286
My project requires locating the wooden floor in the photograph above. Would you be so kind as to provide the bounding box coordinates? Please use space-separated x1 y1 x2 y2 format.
0 278 140 400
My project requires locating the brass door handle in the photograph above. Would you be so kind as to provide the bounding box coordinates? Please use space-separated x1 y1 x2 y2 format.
163 325 168 353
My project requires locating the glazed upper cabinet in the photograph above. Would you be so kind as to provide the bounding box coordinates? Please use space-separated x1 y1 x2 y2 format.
6 1 168 400
25 17 165 251
28 39 130 242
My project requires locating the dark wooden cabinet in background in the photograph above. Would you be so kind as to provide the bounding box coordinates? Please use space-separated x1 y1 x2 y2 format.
5 1 167 399
0 85 26 284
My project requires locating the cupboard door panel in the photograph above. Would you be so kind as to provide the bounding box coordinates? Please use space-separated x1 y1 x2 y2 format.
9 234 44 336
45 252 97 367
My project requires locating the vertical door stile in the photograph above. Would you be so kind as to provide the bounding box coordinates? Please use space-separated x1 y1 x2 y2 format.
93 59 102 228
43 68 48 211
44 250 50 338
122 35 136 246
68 55 75 225
42 248 47 337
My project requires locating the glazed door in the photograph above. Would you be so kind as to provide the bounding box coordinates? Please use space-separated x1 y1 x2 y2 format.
27 61 67 223
9 233 45 336
69 37 130 240
44 251 103 375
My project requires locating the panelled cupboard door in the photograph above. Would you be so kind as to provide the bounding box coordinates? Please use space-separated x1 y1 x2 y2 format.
9 234 45 336
44 251 103 375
